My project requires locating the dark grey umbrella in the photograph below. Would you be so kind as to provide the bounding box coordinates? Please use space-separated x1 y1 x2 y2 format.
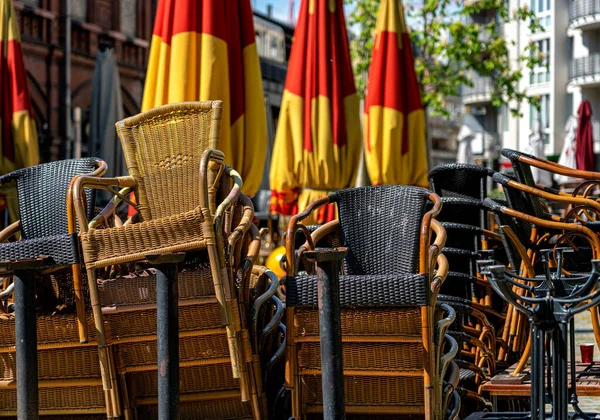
89 46 125 196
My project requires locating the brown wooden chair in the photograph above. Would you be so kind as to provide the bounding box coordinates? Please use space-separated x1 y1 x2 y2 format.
69 102 267 419
284 186 458 420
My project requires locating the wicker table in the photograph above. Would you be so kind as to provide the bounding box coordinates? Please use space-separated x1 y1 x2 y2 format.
483 361 600 397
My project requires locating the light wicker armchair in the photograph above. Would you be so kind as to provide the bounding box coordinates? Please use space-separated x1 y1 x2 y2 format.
68 101 264 418
284 186 458 420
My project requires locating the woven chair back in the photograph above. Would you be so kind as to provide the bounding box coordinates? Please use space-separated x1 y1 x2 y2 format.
428 163 491 201
2 158 101 239
115 101 223 221
329 185 430 276
501 149 546 219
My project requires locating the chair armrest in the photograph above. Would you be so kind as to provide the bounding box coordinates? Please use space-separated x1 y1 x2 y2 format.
495 171 600 214
0 221 20 243
285 195 332 275
68 175 136 235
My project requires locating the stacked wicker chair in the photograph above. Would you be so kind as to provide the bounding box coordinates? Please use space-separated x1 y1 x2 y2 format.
428 164 505 415
0 158 108 418
284 185 460 420
67 101 282 419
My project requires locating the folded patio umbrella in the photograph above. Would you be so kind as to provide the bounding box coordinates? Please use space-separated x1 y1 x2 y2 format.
269 0 361 223
0 0 39 222
526 119 552 187
554 114 578 185
364 0 427 186
576 100 595 172
89 46 125 201
142 0 267 197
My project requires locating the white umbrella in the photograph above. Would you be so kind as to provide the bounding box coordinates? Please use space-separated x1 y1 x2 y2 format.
526 119 552 187
554 115 579 185
456 115 485 164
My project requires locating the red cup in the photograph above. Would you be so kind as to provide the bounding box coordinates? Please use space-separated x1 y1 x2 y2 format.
580 344 595 364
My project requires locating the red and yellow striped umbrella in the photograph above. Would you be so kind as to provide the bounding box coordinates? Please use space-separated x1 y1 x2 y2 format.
142 0 267 197
364 0 427 187
0 0 39 218
270 0 361 223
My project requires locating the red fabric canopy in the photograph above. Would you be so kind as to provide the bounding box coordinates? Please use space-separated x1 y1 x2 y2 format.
576 100 595 171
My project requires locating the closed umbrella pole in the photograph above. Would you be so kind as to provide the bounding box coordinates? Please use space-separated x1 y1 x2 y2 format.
576 100 595 172
0 0 39 224
142 0 267 198
270 0 361 224
364 0 427 187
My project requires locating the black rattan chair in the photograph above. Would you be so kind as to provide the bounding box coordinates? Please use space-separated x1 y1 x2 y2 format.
0 158 106 418
285 186 458 419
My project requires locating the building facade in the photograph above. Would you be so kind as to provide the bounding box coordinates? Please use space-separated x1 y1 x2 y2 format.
567 0 600 160
14 0 154 162
463 0 600 166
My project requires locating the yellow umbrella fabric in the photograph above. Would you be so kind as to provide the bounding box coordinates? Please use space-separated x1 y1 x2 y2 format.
142 0 267 197
0 0 39 220
364 0 427 186
269 0 361 224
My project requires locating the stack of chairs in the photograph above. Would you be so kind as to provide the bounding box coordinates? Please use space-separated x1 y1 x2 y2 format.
285 185 460 420
0 158 108 418
427 164 506 415
0 101 285 419
480 149 600 377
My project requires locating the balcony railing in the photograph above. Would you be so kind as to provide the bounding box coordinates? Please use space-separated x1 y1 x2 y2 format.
569 0 600 28
569 54 600 84
462 76 493 104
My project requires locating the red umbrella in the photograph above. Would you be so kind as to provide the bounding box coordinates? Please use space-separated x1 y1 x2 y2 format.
576 100 595 171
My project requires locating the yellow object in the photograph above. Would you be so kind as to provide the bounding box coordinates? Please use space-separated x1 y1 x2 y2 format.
364 0 428 186
141 0 267 197
0 0 40 222
265 245 286 279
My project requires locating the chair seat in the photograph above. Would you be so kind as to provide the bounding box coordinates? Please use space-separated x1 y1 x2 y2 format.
81 207 206 269
0 233 79 267
286 273 429 307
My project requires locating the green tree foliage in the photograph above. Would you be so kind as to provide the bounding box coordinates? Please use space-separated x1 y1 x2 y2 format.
345 0 544 118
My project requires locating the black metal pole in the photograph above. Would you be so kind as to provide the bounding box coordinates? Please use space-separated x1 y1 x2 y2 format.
14 270 39 420
157 263 179 420
147 253 185 420
304 248 348 420
552 322 568 420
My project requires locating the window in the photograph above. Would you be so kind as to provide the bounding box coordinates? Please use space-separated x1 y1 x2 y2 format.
530 0 550 13
71 0 87 21
120 0 137 38
270 37 279 60
530 38 550 85
530 94 550 138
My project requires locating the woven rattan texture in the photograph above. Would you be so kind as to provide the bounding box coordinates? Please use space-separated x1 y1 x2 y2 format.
435 197 485 228
103 302 221 340
294 308 422 337
330 186 429 275
287 274 429 307
81 208 206 269
0 313 96 347
298 342 423 371
116 102 220 221
115 333 229 368
136 398 252 420
0 233 79 266
1 158 101 239
428 163 491 200
0 384 105 410
301 375 425 406
128 363 239 397
0 345 99 380
98 265 214 306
